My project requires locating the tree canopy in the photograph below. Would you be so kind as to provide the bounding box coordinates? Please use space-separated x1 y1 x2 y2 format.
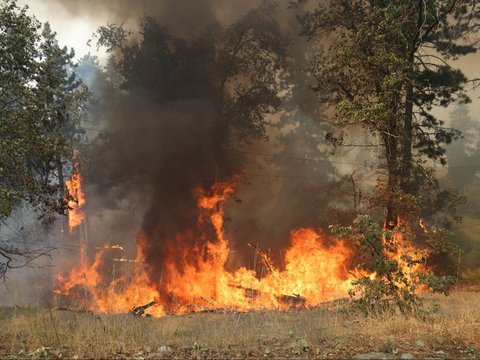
0 0 86 222
294 0 479 229
94 1 287 168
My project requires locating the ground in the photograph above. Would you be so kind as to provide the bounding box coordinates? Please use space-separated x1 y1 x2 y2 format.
1 290 479 359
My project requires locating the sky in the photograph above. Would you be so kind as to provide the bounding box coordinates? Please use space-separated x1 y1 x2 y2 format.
18 0 107 61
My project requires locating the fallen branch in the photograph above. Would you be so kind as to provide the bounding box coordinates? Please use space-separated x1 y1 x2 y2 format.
131 300 156 316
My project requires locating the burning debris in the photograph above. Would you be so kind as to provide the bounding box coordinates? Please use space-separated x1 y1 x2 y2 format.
276 294 306 309
230 285 307 309
129 290 307 318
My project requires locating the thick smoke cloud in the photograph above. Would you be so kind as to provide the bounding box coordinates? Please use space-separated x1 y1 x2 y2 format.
88 93 222 288
76 0 318 302
11 0 375 292
7 0 370 305
71 0 349 287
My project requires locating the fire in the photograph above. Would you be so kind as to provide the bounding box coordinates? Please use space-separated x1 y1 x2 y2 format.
55 178 355 316
386 224 428 286
65 160 85 232
351 216 429 290
56 175 434 317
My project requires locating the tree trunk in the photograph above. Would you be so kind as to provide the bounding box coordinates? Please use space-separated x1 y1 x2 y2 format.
56 155 67 233
384 132 398 230
401 72 415 193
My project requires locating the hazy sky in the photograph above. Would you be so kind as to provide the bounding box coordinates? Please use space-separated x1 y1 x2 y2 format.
16 0 262 61
18 0 108 60
17 0 479 119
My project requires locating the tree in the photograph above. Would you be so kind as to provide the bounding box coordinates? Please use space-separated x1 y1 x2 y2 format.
84 2 289 302
294 0 478 230
0 0 87 277
331 215 453 316
93 1 287 175
292 0 479 314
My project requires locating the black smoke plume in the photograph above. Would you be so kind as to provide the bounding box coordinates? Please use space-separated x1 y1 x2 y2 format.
82 1 293 302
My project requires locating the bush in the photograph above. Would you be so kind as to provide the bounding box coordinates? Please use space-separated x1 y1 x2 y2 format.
330 215 455 317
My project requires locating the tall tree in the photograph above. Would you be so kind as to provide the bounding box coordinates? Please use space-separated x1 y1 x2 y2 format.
0 0 87 277
294 0 479 230
85 2 289 303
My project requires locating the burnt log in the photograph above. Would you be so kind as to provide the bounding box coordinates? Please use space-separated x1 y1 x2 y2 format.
229 284 261 298
132 300 156 316
229 284 306 309
276 293 306 309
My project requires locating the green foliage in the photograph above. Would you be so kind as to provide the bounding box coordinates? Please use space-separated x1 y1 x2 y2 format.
331 215 455 316
0 0 87 222
295 2 479 302
294 0 478 230
0 0 88 278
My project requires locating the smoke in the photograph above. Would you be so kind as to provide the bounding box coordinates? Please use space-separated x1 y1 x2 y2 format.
0 0 478 308
60 0 480 294
46 0 263 36
68 0 317 303
88 93 223 284
68 0 353 287
8 0 405 295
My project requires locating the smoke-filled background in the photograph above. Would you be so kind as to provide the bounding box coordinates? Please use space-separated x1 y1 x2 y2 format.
70 0 338 299
1 0 479 304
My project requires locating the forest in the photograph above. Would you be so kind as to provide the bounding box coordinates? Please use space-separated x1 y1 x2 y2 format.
0 0 480 358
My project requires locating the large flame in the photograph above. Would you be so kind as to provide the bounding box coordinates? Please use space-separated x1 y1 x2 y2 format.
56 177 432 316
55 178 355 316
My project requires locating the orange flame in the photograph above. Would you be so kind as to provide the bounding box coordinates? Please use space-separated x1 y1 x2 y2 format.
65 161 85 232
387 226 428 286
55 178 429 317
56 178 355 316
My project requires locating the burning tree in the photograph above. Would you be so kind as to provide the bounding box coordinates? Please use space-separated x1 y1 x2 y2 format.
50 1 479 318
331 215 453 316
0 0 87 277
81 1 290 309
293 0 480 313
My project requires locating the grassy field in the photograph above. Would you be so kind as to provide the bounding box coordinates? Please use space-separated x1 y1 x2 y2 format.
1 291 479 359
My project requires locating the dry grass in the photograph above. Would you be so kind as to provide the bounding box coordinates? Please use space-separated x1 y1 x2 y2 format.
1 291 479 359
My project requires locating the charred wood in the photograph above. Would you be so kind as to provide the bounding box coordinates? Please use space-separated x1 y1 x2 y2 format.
131 300 157 316
276 293 306 309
